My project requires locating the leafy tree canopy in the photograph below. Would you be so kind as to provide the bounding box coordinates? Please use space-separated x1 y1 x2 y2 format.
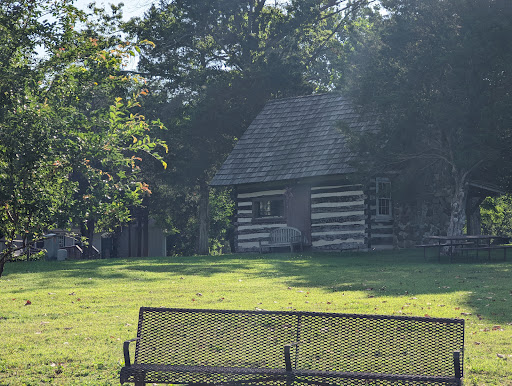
0 0 167 274
123 0 374 254
481 195 512 238
343 0 512 236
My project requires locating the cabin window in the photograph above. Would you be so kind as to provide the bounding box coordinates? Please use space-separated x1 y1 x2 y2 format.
376 178 392 217
253 197 285 219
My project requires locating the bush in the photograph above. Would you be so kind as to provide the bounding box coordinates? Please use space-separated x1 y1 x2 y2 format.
481 195 512 238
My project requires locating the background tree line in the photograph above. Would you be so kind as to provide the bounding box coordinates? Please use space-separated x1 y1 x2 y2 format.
343 0 512 238
1 0 511 272
121 0 373 255
127 0 512 250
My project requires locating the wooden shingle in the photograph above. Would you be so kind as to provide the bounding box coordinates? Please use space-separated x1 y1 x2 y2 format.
210 93 377 186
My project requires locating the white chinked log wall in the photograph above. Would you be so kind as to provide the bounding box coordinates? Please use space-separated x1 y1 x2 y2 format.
310 185 366 250
235 189 287 252
234 184 369 252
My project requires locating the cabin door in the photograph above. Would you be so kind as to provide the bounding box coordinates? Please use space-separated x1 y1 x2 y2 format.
286 185 311 245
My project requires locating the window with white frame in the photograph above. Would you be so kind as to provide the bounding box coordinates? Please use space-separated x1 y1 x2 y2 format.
376 178 392 217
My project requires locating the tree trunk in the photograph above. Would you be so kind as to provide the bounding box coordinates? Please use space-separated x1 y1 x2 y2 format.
128 220 132 257
137 209 143 258
446 178 468 237
80 218 96 259
466 196 483 235
198 181 210 255
0 250 9 278
142 206 149 257
22 233 28 261
1 232 18 277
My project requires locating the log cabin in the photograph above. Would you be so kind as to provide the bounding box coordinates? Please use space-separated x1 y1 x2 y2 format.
210 93 500 253
210 93 393 252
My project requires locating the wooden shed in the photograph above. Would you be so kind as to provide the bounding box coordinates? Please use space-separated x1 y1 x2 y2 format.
210 93 393 252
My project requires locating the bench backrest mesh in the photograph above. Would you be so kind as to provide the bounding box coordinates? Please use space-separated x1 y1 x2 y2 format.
296 313 464 377
134 308 464 377
135 308 298 369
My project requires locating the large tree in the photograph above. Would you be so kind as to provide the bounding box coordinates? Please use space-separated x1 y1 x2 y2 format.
45 14 168 257
0 0 166 274
125 0 373 254
0 0 77 275
343 0 512 237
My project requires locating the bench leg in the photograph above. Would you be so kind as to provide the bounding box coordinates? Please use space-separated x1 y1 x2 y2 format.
284 345 294 386
134 371 146 386
453 350 462 383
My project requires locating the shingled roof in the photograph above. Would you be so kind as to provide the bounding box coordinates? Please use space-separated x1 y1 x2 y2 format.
210 93 376 186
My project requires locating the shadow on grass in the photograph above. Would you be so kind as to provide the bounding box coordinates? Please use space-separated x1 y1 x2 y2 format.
3 249 511 323
253 251 512 324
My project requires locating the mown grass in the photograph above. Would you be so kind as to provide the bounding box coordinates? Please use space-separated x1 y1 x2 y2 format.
0 249 511 385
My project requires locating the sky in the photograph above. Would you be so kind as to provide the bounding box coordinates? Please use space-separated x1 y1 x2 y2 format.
73 0 155 20
72 0 291 19
71 0 156 69
70 0 291 69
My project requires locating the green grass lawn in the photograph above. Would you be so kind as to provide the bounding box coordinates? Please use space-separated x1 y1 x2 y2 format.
0 249 511 385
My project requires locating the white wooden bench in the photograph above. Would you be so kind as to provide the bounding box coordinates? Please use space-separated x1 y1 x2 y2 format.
259 226 304 253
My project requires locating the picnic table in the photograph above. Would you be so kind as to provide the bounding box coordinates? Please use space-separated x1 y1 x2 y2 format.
417 235 510 262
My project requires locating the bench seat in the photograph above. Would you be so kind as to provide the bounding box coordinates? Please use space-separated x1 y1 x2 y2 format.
121 364 290 384
121 363 462 385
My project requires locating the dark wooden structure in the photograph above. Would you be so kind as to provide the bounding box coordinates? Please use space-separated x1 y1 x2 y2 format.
120 307 465 385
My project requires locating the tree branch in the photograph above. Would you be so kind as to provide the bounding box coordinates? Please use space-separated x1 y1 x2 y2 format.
462 159 485 182
119 69 153 77
304 0 379 67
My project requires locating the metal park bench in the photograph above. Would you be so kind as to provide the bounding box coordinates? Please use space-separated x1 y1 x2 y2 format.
120 307 465 385
259 226 304 253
